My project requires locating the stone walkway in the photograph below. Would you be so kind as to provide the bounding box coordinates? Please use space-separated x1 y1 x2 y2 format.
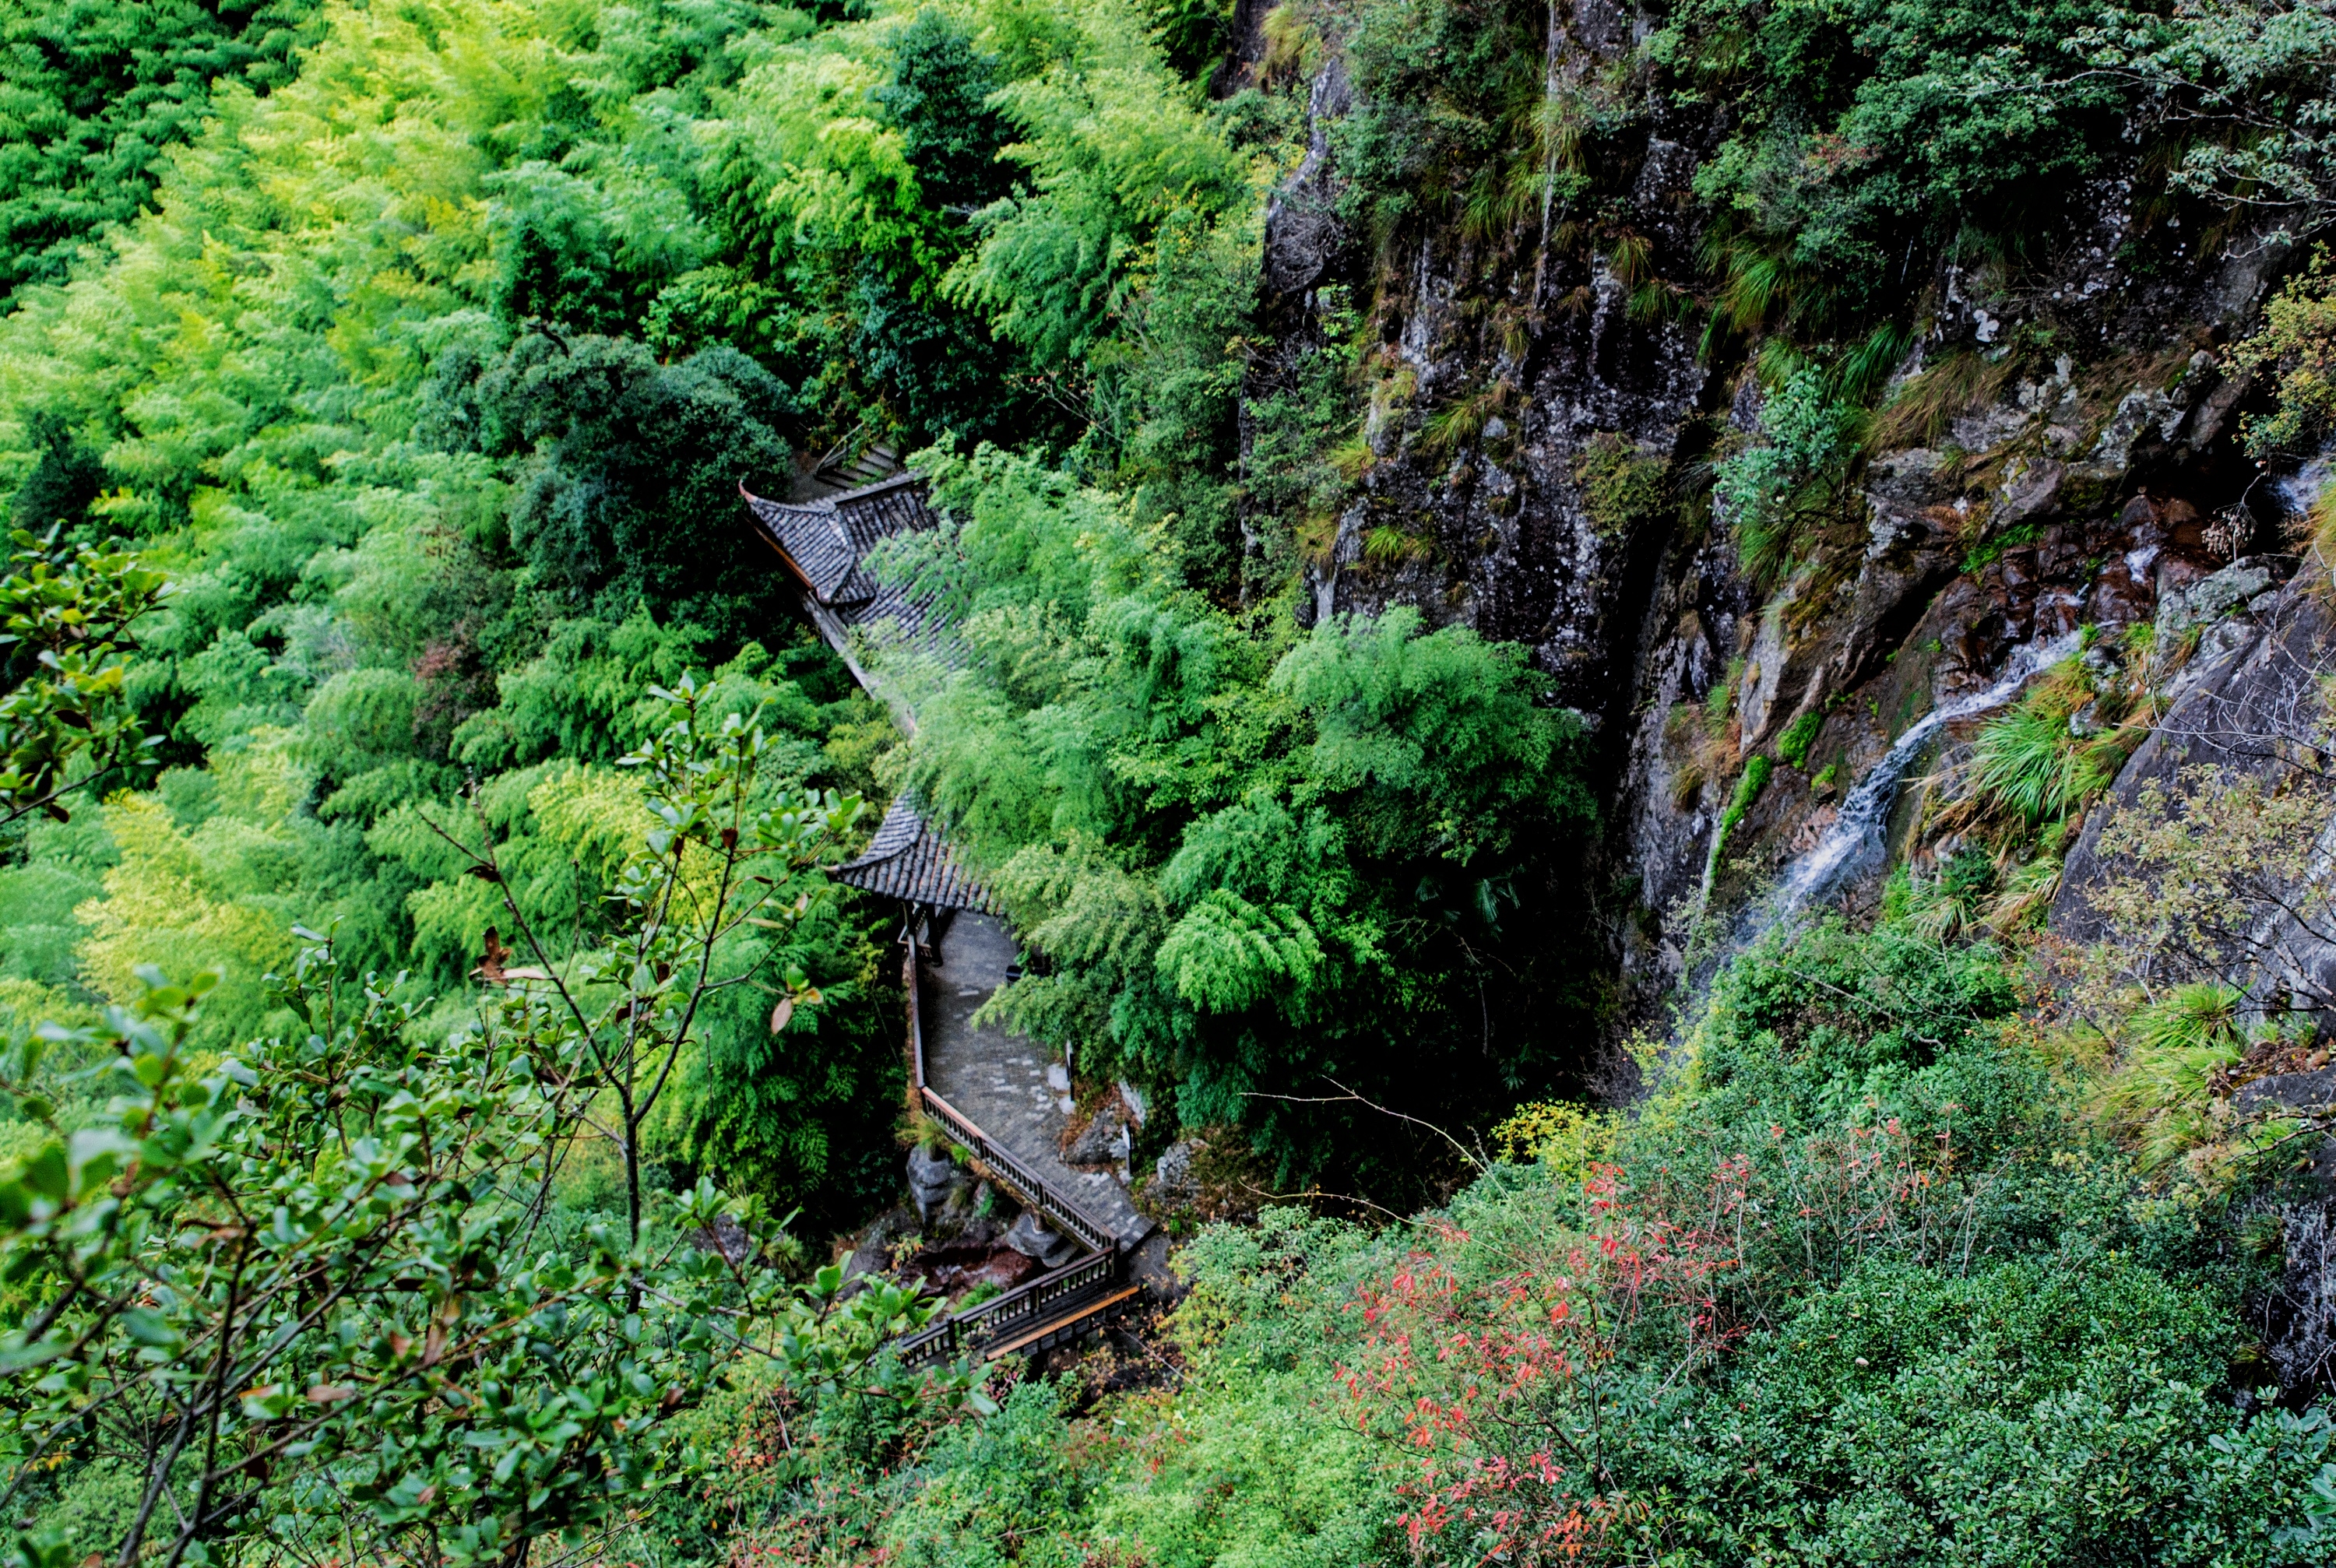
922 912 1152 1250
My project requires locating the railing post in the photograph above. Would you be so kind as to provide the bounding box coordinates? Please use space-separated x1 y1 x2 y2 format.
902 936 924 1117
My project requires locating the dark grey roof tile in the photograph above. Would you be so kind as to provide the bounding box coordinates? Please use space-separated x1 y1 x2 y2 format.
836 796 999 914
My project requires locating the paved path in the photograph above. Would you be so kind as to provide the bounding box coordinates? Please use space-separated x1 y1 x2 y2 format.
743 476 1154 1263
922 913 1151 1250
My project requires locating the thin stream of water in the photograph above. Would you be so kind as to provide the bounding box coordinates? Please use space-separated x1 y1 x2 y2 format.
1708 440 2331 967
1742 631 2086 944
2275 450 2334 519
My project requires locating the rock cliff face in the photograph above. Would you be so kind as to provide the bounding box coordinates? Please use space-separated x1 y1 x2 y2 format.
1235 2 2313 1021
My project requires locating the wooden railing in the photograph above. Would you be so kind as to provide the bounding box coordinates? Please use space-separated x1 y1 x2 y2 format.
902 940 1117 1257
893 933 1128 1366
896 1249 1116 1367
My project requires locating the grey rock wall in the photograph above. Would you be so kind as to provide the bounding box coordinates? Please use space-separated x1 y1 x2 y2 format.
1242 15 2299 1016
2053 578 2336 1011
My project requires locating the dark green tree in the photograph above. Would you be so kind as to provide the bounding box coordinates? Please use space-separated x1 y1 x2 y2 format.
850 12 1052 445
431 334 800 641
6 410 105 535
874 12 1014 214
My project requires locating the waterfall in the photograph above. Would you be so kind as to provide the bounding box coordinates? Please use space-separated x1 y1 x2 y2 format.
1743 631 2086 942
2274 447 2334 519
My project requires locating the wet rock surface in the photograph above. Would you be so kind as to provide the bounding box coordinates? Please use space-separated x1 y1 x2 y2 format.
1247 31 2283 1018
2157 556 2279 638
2236 1067 2336 1118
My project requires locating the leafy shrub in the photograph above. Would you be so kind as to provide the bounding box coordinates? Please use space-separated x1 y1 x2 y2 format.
2082 762 2336 1025
2074 1 2336 253
1713 367 1856 588
2229 248 2336 462
1659 0 2140 332
878 444 1594 1189
1683 913 2035 1162
1490 1097 1620 1173
1648 1256 2326 1563
878 1381 1101 1568
1326 0 1604 246
0 694 958 1568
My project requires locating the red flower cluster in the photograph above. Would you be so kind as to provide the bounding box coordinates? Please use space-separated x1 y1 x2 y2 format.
1335 1162 1750 1565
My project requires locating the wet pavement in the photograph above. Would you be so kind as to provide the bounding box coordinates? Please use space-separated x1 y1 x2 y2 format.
921 912 1152 1250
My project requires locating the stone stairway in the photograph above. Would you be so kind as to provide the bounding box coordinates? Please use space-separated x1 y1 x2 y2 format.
893 914 1156 1367
920 915 1151 1252
787 440 900 502
744 471 1159 1365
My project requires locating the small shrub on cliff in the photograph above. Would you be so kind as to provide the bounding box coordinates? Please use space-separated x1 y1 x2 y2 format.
1490 1096 1620 1174
1888 846 1997 940
1665 691 1740 807
2230 248 2336 462
2084 765 2336 1022
1713 366 1857 589
1573 432 1670 537
1659 0 2146 332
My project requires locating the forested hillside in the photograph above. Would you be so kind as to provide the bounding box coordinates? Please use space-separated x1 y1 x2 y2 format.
4 0 2336 1562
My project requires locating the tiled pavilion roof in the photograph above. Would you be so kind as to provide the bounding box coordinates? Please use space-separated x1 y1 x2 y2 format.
740 473 955 659
833 796 1000 916
745 473 990 914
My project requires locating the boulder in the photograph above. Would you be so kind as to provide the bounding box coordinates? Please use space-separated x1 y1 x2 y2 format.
1064 1097 1131 1168
1147 1140 1203 1211
1002 1209 1079 1268
2235 1067 2336 1118
906 1143 966 1226
840 1207 916 1284
2156 557 2276 638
